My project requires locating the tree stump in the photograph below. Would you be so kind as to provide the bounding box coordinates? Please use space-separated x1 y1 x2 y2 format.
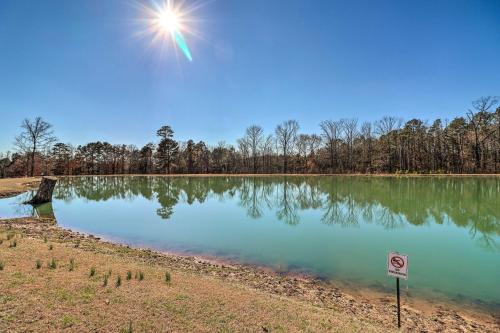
25 177 57 205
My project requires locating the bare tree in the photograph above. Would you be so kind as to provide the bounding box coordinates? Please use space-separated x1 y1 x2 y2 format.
466 96 498 171
341 118 358 172
374 116 403 172
237 137 250 172
260 134 274 173
320 120 342 172
297 134 310 171
15 117 56 177
374 116 401 136
275 120 299 173
360 122 374 172
245 125 264 173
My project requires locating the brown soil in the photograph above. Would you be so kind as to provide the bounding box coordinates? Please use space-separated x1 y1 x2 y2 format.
0 218 498 332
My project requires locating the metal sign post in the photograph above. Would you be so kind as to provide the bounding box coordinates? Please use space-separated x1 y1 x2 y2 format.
387 252 408 328
396 277 401 327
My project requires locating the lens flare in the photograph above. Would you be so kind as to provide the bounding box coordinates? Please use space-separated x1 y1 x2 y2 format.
135 0 204 63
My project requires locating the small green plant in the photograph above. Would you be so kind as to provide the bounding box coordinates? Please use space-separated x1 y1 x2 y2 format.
36 259 42 269
126 270 132 280
61 315 75 328
0 261 4 270
138 271 144 281
165 271 171 283
89 267 96 277
48 258 57 269
48 244 53 250
120 320 133 333
103 274 108 287
116 275 122 287
9 240 17 248
69 258 75 271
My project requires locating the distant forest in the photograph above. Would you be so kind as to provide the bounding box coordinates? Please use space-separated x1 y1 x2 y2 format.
1 96 499 177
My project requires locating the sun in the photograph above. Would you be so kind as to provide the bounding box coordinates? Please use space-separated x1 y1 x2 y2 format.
156 8 181 33
134 0 208 62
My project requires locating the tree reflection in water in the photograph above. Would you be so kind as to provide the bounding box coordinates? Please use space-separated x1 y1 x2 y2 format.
53 176 500 250
11 191 57 219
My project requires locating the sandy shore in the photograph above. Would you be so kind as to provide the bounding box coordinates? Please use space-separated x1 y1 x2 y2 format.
0 217 498 332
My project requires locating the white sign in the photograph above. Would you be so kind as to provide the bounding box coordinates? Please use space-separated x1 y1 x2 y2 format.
387 252 408 280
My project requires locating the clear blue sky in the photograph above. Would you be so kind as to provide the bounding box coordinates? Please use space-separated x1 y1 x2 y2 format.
1 0 499 151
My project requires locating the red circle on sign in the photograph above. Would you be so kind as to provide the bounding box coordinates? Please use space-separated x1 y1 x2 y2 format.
391 256 405 269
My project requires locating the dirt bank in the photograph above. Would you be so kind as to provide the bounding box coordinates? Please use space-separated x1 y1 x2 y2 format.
0 177 40 198
0 218 498 332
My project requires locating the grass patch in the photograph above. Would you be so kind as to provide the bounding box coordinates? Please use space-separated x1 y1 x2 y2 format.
90 267 96 277
61 314 75 328
126 270 132 280
165 271 171 283
48 258 57 269
120 320 133 333
36 259 42 269
48 244 53 250
103 274 108 287
9 240 17 248
80 285 96 303
116 275 122 287
137 271 144 281
55 290 74 303
6 232 15 240
69 258 75 271
0 261 4 270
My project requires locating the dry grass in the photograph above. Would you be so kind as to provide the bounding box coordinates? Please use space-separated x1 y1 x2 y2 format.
0 177 40 198
0 227 389 333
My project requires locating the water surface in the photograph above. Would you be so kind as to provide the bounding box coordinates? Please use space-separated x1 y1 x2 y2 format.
1 176 499 311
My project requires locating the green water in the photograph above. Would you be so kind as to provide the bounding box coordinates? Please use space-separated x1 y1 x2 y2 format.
1 176 499 310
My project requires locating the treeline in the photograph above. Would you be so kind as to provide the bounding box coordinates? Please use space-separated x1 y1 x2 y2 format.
1 96 499 177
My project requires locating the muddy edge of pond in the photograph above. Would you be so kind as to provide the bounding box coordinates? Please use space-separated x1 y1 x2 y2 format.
0 217 498 332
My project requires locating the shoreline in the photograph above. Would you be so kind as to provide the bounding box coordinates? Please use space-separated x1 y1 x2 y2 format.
1 217 498 332
63 173 500 178
74 229 500 317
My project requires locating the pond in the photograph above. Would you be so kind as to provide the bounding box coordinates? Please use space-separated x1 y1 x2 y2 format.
1 176 499 312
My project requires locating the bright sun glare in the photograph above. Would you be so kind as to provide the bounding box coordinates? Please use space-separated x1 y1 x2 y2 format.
157 8 180 33
136 0 206 62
